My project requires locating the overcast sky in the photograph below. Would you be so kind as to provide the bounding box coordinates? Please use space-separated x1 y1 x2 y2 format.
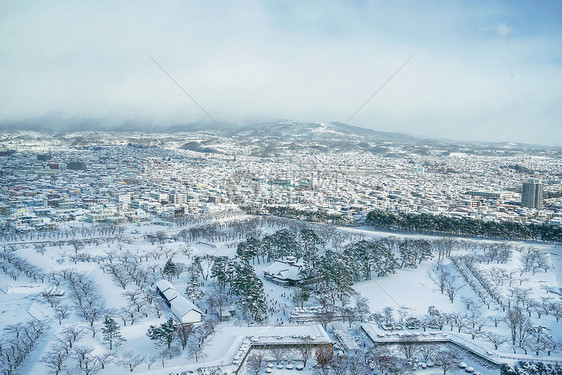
1 1 561 145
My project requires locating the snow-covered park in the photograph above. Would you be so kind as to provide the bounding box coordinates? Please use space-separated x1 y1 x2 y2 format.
1 215 562 375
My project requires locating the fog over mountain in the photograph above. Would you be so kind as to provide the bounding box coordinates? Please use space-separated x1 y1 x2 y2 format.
1 1 561 145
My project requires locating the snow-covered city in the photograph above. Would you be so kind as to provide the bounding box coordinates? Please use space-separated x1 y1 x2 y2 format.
2 1 562 374
1 128 561 375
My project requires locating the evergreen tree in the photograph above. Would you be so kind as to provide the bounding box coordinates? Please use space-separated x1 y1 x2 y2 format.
185 275 204 302
246 237 262 263
163 259 177 282
261 235 275 262
231 260 267 321
318 250 354 305
147 317 177 349
244 276 267 321
272 229 300 259
210 256 230 287
102 316 125 350
300 228 324 256
399 239 418 268
236 237 261 264
190 256 204 279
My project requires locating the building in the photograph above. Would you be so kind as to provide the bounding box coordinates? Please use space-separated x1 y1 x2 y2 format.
522 179 544 209
37 154 52 161
67 161 87 170
467 191 514 200
155 280 204 324
0 204 10 216
263 256 306 286
118 193 132 204
169 192 187 204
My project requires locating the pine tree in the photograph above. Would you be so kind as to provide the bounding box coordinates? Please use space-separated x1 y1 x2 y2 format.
300 228 324 255
271 229 300 259
231 260 267 321
244 276 267 321
102 317 125 350
163 259 177 281
246 237 261 263
147 317 177 349
210 256 230 287
185 276 205 302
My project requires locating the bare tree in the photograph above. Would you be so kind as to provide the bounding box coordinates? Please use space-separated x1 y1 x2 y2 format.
461 297 475 311
145 355 158 370
341 306 357 327
450 313 468 333
366 346 394 374
79 355 101 375
186 340 206 362
489 314 503 328
158 350 168 367
343 354 368 375
297 336 314 367
315 346 334 375
315 308 335 330
398 336 419 359
504 307 531 347
354 295 370 322
174 323 194 350
118 351 145 372
553 302 562 322
34 243 47 255
417 344 435 362
487 333 507 350
429 262 449 294
269 346 285 364
160 346 181 360
246 352 265 375
96 353 115 370
444 277 460 303
122 304 141 326
60 326 85 350
329 355 348 375
54 303 71 324
206 282 230 319
465 309 482 330
383 306 394 324
434 350 458 375
41 345 70 375
69 239 85 254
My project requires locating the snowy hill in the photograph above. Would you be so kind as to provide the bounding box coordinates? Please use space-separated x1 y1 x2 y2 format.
231 121 420 143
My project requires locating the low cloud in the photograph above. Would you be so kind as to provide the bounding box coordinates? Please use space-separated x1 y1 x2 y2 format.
0 1 560 145
480 22 515 37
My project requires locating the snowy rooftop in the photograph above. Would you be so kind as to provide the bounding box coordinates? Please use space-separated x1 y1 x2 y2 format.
170 295 203 316
264 259 305 281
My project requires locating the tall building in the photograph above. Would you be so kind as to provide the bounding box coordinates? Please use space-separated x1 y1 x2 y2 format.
37 153 52 161
67 161 86 170
521 179 544 208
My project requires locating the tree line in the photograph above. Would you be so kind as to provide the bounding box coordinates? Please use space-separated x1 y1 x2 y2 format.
367 209 562 243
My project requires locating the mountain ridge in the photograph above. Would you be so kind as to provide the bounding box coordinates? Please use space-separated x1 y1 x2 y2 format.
0 119 559 150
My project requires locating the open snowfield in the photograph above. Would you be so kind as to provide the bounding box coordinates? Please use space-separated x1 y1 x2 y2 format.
0 277 39 322
354 261 464 315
